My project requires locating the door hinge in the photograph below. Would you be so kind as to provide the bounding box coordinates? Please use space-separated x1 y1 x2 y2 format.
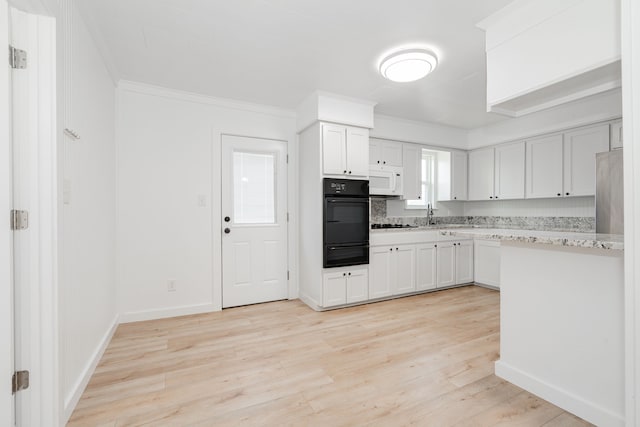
9 45 27 69
12 371 29 394
10 210 29 230
286 154 289 164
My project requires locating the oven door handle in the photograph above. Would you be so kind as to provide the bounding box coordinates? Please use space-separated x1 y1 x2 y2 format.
326 198 369 204
327 244 370 251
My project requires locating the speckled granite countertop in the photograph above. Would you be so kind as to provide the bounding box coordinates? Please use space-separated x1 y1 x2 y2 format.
439 228 624 250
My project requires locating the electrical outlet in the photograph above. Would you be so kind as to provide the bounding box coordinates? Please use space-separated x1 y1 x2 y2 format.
168 280 177 292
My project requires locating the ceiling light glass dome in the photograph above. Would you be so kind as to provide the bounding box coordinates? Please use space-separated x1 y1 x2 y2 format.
379 49 438 83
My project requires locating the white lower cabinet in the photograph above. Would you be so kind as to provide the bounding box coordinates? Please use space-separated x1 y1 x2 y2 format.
474 240 501 288
323 267 369 308
437 240 474 287
394 245 417 295
369 246 393 299
346 269 369 303
416 243 437 291
436 242 456 287
369 245 416 298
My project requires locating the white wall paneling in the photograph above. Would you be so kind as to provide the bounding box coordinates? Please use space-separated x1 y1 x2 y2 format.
116 81 297 321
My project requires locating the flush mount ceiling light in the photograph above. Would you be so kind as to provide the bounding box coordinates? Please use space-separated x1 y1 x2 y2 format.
379 49 438 83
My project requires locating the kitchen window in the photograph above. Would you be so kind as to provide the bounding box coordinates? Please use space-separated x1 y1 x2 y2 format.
406 150 436 209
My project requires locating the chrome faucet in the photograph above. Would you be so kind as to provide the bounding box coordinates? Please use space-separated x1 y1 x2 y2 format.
427 203 435 225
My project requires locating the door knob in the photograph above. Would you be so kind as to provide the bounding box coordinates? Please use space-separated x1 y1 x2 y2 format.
224 216 230 222
224 228 231 234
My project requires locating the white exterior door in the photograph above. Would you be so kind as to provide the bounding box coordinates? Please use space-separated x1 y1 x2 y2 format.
221 135 288 308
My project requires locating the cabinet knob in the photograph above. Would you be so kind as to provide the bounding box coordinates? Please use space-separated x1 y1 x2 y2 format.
418 196 421 199
434 244 437 248
396 247 398 251
389 248 392 251
495 196 499 199
377 160 380 164
383 161 386 164
343 273 346 276
566 192 570 196
348 272 351 276
489 196 493 199
557 193 561 196
453 197 457 200
348 171 352 174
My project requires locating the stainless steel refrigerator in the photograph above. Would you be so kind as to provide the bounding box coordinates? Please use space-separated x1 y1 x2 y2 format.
596 149 624 234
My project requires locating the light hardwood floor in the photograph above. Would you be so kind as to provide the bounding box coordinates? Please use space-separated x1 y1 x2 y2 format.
68 286 592 426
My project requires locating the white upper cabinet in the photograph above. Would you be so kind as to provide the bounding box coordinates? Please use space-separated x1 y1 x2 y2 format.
526 134 564 199
346 127 370 177
322 124 346 176
494 141 525 200
610 120 623 149
468 147 495 201
451 151 468 201
402 143 422 201
369 138 403 168
322 123 369 178
563 124 610 197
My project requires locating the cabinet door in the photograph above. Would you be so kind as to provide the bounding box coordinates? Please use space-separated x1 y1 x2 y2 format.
322 124 346 175
610 120 623 149
526 134 563 199
346 127 369 177
455 241 474 285
393 245 416 295
451 151 468 201
494 141 525 200
323 272 347 307
563 124 610 197
369 246 393 298
402 143 422 201
346 268 368 303
369 138 381 165
468 147 495 201
416 243 437 291
436 242 456 288
474 240 501 288
380 140 403 167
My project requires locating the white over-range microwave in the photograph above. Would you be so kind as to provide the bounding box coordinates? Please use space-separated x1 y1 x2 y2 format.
369 165 403 196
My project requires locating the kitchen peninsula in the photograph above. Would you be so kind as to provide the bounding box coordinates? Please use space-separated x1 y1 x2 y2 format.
442 228 625 427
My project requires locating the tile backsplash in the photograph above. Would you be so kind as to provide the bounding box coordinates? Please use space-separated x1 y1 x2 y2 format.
370 198 596 232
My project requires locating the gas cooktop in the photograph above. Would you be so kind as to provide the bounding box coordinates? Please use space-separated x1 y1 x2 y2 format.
371 224 418 229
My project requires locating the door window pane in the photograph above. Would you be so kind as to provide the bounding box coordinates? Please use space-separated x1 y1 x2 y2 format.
233 151 276 224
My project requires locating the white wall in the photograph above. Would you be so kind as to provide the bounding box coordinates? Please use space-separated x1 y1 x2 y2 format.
372 114 468 149
60 3 117 419
116 81 297 321
468 88 623 149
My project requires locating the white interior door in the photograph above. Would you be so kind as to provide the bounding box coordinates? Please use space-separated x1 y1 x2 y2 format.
221 135 288 308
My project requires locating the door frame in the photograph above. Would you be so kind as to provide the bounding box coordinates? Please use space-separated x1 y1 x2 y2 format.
213 132 297 310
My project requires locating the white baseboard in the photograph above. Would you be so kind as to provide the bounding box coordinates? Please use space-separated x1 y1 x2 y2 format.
495 360 624 427
119 303 219 324
63 315 119 424
298 292 321 311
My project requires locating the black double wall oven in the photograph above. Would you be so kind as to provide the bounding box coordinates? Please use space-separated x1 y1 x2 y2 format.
323 178 369 268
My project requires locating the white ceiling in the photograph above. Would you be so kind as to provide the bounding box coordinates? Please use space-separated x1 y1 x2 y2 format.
78 0 514 129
